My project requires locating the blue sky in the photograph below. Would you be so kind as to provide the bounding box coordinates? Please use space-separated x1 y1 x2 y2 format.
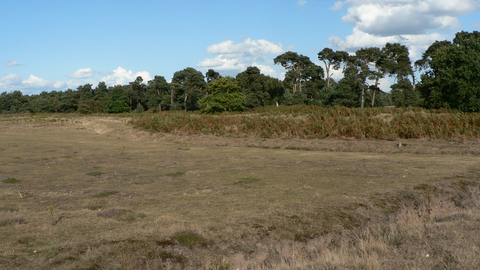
2 0 480 95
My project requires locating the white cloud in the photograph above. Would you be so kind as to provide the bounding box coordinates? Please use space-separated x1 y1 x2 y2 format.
331 1 344 11
23 75 53 88
68 67 99 78
329 0 479 59
329 27 445 57
252 63 277 77
341 2 464 36
0 73 64 94
100 67 152 86
0 66 153 95
298 1 307 7
7 59 23 67
0 74 23 91
198 38 285 77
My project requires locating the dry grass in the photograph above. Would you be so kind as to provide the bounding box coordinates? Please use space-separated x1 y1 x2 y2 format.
132 106 480 142
0 114 479 269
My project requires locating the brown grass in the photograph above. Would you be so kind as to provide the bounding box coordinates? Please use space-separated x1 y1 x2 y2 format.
132 106 480 142
0 114 479 269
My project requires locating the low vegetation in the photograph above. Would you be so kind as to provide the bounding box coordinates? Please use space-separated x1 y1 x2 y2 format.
132 106 480 142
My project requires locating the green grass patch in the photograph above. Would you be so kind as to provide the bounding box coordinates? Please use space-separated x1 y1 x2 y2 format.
92 190 118 198
172 230 209 248
166 171 185 177
2 178 22 184
86 171 104 176
235 177 261 184
97 209 146 222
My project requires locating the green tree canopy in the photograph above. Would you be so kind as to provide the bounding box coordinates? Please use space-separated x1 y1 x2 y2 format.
417 31 480 112
236 66 270 109
199 77 246 114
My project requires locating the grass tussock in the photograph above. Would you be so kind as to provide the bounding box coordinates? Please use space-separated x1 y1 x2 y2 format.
91 190 118 198
97 209 146 222
2 177 22 184
131 106 480 141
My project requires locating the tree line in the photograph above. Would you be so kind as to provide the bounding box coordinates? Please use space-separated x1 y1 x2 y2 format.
1 31 479 114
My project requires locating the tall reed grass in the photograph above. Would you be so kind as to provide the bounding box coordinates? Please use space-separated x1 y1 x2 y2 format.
131 106 480 141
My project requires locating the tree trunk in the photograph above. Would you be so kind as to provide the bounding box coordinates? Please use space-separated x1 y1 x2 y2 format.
184 93 188 112
371 77 379 107
325 62 331 88
361 84 365 108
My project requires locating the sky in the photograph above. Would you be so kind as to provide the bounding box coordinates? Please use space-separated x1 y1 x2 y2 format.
1 0 480 95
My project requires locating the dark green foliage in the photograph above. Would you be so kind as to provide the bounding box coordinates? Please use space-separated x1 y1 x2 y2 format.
274 51 315 94
146 75 169 111
236 67 270 109
318 48 349 88
417 31 480 112
390 78 421 107
107 86 130 113
206 69 221 83
172 67 206 111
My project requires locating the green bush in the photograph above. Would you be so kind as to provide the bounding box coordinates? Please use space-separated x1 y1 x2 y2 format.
199 77 246 114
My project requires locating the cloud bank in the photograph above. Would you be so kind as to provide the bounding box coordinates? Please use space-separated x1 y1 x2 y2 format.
197 38 285 77
0 67 152 95
329 0 480 57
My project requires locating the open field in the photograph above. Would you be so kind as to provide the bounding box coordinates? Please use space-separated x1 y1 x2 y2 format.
1 113 480 269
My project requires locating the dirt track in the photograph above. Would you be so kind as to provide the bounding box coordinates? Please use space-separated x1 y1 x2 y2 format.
57 116 480 156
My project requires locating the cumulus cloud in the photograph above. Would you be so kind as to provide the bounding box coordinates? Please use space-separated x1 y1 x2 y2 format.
100 67 152 86
197 38 285 76
7 59 23 67
68 68 100 78
0 66 153 94
252 63 277 77
331 1 343 11
0 73 63 94
299 1 307 7
329 0 480 58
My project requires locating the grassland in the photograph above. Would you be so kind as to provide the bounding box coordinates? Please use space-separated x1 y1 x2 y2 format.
0 110 479 269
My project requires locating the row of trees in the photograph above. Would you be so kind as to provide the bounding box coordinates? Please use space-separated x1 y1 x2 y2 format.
1 31 479 114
